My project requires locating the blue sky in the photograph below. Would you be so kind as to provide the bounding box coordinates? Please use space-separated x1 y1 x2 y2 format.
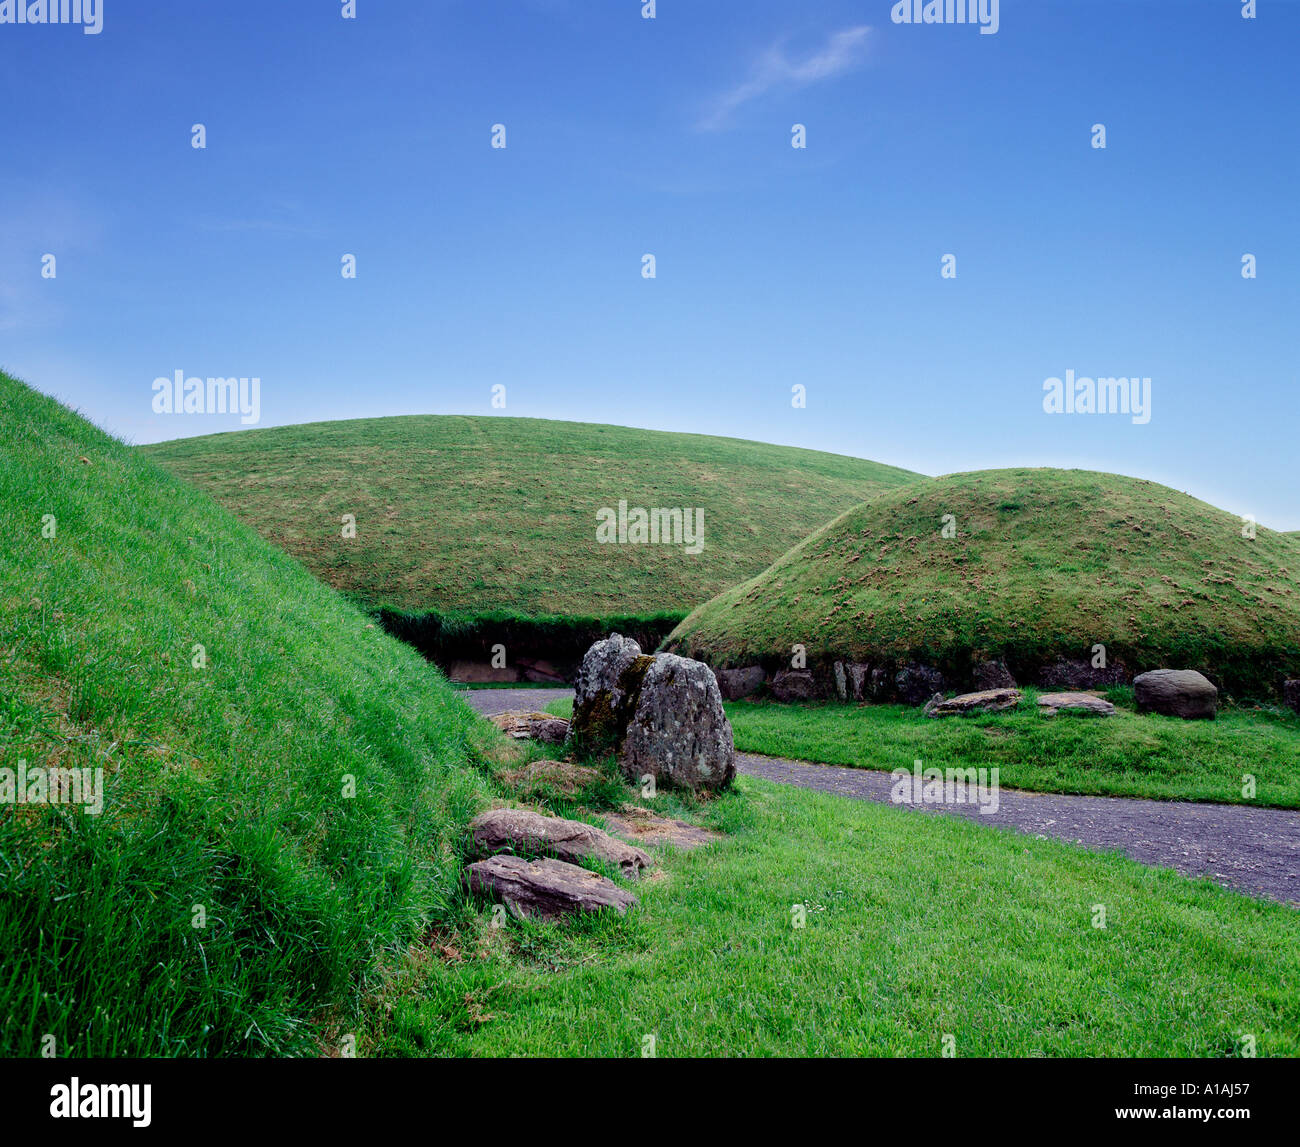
2 0 1297 528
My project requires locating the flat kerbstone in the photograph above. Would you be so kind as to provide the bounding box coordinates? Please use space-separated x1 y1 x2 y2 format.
469 807 651 874
464 854 638 920
601 805 723 851
922 688 1022 718
1038 691 1116 717
488 710 570 744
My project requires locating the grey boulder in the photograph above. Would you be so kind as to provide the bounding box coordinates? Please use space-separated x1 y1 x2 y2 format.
622 654 736 792
566 636 736 792
1134 669 1218 720
714 665 766 701
771 668 819 702
1283 679 1300 714
566 633 648 757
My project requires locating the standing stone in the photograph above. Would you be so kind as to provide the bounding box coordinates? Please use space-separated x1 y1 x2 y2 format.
566 633 647 758
869 666 893 701
847 663 871 701
714 665 766 701
566 637 736 792
972 660 1016 690
833 661 848 701
894 663 945 706
1134 669 1218 720
621 654 736 792
1283 679 1300 714
771 668 818 701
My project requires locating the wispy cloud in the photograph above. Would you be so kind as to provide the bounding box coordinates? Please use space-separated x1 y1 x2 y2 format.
699 25 872 131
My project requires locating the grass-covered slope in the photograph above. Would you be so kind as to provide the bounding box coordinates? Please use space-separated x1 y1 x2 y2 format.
668 468 1300 696
381 773 1300 1057
141 416 921 618
0 372 493 1056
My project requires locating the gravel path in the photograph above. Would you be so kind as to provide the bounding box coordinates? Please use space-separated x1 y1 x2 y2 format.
458 687 1300 906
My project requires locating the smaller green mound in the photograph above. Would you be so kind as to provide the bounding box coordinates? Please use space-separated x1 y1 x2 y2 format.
0 373 494 1056
667 468 1300 698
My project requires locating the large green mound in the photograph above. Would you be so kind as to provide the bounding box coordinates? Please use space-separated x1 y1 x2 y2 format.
141 416 921 617
667 468 1300 697
0 373 493 1055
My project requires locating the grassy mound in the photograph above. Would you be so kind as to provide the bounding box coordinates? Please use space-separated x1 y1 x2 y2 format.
141 416 920 618
0 372 495 1056
667 468 1300 697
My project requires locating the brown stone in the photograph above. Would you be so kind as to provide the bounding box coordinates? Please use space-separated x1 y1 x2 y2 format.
449 660 520 684
464 854 638 920
469 807 651 875
488 710 570 744
922 688 1022 718
1037 691 1115 717
602 805 723 851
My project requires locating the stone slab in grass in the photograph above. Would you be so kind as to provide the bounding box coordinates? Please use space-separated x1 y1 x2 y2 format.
1038 691 1116 717
488 710 570 744
464 854 638 920
469 807 650 875
602 805 723 851
922 688 1023 718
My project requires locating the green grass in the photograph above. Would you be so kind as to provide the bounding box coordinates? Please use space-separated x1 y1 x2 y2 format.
668 468 1300 698
545 691 1300 806
0 372 497 1056
723 691 1300 807
370 775 1300 1057
140 414 921 618
7 372 1297 1060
